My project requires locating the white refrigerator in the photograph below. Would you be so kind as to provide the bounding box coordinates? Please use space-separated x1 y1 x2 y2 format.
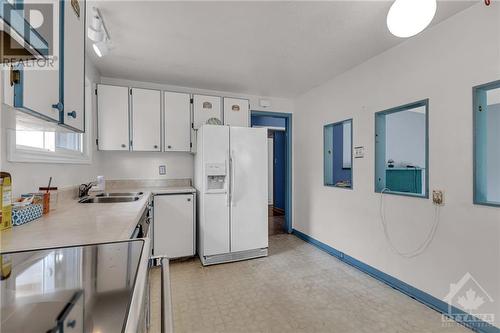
195 125 268 265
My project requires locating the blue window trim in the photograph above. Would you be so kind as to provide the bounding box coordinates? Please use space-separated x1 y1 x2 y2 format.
473 80 500 208
374 99 430 199
323 118 353 190
251 111 293 234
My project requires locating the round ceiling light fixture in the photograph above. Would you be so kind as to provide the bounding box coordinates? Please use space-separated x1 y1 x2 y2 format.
387 0 437 38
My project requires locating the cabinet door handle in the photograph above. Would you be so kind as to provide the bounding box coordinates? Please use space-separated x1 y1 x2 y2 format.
154 145 158 149
167 145 172 149
121 144 126 148
67 111 77 118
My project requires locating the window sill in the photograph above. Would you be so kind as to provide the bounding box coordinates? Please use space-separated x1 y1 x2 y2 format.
473 200 500 208
324 183 353 190
7 147 92 164
376 189 429 199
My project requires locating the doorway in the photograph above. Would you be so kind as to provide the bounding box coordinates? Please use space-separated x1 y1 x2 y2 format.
251 111 292 234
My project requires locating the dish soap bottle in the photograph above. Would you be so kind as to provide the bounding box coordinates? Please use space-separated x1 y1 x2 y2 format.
1 172 13 231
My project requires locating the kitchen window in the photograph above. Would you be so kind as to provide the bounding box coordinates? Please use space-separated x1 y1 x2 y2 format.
7 78 92 164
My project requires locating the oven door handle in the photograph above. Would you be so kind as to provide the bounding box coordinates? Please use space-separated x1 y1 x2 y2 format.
159 257 173 333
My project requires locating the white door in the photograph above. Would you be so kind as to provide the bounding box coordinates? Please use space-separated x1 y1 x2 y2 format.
192 95 222 129
223 98 249 127
132 88 161 151
61 0 85 131
200 125 230 256
154 194 195 258
164 91 191 152
230 127 268 252
97 84 130 150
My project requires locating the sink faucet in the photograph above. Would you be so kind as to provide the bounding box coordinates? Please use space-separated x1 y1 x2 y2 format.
78 182 97 198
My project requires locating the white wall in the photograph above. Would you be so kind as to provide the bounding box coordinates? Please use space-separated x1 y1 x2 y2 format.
0 58 102 196
294 4 500 326
386 109 426 168
96 77 294 182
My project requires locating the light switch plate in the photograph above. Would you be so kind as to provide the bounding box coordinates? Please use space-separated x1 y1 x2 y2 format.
432 190 444 205
159 165 166 175
354 146 365 158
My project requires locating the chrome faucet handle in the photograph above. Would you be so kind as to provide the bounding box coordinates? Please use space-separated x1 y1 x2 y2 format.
78 182 97 198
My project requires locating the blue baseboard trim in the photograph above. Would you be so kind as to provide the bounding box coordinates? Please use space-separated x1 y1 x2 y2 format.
292 229 499 333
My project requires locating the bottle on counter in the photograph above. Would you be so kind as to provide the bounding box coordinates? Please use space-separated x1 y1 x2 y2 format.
0 172 12 231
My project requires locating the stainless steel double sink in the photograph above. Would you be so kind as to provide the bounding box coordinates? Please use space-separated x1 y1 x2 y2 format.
79 192 144 203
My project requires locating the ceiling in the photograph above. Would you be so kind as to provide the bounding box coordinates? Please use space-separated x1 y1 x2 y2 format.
87 1 475 98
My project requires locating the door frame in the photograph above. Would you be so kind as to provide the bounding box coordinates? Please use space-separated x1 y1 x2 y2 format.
251 111 293 233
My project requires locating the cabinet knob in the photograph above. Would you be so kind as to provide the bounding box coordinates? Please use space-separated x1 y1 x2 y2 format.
67 111 77 118
121 144 126 148
154 145 158 149
52 102 64 112
67 320 77 328
167 145 172 149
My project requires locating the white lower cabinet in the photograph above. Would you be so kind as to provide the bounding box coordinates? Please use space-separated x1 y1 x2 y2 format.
164 91 191 152
153 194 195 259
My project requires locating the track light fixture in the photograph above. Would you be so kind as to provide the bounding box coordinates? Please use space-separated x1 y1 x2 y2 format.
87 7 111 57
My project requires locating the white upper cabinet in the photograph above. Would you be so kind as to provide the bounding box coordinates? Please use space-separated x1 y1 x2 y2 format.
131 88 161 151
9 0 86 132
192 94 222 129
223 97 249 127
13 0 61 122
97 84 130 151
61 0 86 132
164 91 191 152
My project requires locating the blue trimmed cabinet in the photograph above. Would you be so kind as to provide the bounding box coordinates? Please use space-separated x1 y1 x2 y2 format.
8 0 86 132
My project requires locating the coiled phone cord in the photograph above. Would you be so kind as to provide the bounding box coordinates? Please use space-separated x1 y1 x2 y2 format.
379 188 441 258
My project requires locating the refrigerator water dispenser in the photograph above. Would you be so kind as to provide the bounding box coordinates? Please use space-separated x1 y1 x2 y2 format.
206 163 226 192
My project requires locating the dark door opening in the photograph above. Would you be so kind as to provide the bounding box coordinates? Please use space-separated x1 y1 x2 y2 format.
251 112 292 235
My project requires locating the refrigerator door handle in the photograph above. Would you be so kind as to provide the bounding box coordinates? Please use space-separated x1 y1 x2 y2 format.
230 150 236 207
226 155 231 207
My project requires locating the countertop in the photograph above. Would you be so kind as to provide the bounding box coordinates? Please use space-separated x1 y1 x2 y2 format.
0 186 196 253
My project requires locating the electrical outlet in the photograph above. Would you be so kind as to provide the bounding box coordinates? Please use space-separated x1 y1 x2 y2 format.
159 165 166 176
432 190 444 205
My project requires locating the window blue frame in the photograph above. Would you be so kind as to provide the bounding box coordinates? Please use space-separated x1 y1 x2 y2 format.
473 80 500 207
324 119 353 189
375 99 429 198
